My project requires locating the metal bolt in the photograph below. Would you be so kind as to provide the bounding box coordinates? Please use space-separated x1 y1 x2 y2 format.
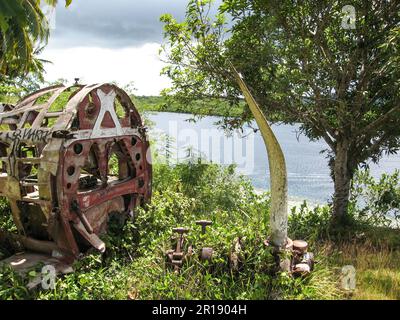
195 220 212 235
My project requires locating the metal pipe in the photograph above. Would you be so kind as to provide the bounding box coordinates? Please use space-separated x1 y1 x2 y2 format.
0 229 59 255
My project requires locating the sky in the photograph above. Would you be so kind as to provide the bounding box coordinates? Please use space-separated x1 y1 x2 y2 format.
40 0 221 96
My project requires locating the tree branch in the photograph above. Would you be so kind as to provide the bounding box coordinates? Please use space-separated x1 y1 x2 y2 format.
357 103 400 138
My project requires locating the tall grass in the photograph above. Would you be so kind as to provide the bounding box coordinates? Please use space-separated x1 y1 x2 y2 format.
324 241 400 300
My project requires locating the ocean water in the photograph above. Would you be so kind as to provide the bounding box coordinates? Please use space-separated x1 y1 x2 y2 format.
147 112 400 204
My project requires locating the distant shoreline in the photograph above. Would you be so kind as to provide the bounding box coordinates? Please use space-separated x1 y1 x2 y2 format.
253 188 322 213
133 95 284 122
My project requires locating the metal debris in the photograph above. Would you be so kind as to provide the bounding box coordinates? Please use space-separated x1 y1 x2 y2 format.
291 240 314 276
195 220 212 235
169 227 189 272
195 220 213 262
264 237 315 276
0 84 152 268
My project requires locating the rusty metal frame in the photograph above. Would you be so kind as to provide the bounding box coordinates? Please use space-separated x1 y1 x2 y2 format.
0 84 152 262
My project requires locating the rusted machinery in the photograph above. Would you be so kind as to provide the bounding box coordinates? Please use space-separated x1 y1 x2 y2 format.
166 227 189 272
291 240 314 275
166 220 214 272
264 238 314 276
0 103 15 113
0 84 152 267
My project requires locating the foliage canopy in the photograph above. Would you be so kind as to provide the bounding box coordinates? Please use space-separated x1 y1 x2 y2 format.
161 0 400 220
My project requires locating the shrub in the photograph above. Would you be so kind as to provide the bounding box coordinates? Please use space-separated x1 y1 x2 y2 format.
288 202 331 243
350 169 400 228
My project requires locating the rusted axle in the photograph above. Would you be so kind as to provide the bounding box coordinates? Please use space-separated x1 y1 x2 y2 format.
0 229 59 255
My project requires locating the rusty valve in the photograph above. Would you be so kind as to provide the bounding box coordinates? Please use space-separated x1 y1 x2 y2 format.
195 220 212 235
195 220 213 261
170 227 189 271
293 240 308 254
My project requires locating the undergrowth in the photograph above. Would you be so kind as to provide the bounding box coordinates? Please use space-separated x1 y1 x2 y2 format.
0 161 344 300
0 163 399 300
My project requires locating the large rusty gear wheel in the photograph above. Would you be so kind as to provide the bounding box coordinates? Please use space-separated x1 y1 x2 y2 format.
0 84 152 262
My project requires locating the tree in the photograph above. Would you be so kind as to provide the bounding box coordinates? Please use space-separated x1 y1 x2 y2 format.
160 0 400 224
0 73 45 103
0 0 72 78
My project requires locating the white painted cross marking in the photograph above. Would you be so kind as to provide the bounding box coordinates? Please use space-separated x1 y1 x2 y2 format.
91 89 123 138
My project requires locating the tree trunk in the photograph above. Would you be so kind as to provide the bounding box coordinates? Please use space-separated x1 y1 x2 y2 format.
332 139 352 224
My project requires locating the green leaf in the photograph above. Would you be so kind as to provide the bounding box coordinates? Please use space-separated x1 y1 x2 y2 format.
28 270 37 278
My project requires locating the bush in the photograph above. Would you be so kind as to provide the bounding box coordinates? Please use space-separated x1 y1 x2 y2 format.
288 202 331 243
350 169 400 228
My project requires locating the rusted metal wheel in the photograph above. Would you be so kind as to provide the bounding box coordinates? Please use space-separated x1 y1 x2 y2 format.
200 247 213 261
0 84 152 262
293 240 308 253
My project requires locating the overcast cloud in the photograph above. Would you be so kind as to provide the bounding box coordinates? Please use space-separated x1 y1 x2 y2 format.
49 0 192 48
40 0 222 95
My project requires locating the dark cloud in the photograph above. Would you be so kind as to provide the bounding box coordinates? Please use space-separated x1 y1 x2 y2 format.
50 0 222 48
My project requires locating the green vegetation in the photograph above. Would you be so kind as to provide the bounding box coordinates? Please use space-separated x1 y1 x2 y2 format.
132 95 245 119
327 241 400 300
0 0 71 77
0 160 335 299
160 0 400 223
350 169 400 228
0 159 398 300
0 0 48 77
0 1 72 102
